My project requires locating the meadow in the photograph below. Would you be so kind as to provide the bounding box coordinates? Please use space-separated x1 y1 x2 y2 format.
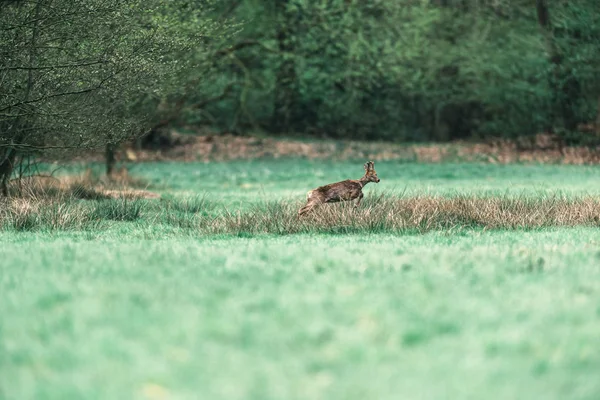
2 159 600 399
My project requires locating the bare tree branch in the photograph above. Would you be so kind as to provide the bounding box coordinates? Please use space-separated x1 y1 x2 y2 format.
2 60 107 71
216 40 279 57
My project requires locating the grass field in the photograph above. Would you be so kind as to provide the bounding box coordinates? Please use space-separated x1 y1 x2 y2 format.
55 159 600 200
2 160 600 399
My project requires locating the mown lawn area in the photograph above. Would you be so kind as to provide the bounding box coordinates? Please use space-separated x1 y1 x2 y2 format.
2 160 600 399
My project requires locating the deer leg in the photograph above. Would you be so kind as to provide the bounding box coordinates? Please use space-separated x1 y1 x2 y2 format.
355 192 364 208
298 201 316 216
299 191 320 216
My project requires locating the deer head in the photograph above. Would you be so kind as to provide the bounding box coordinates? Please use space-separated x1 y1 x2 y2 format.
363 161 380 183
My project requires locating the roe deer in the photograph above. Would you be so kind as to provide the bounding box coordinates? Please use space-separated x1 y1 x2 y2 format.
298 161 380 216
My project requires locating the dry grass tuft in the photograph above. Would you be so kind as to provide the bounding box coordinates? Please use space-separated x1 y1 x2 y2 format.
2 192 599 234
0 197 100 231
0 196 148 231
0 169 157 231
7 168 157 200
197 194 600 235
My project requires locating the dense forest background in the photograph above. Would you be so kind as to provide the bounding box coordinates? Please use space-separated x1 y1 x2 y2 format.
209 0 600 142
1 0 600 188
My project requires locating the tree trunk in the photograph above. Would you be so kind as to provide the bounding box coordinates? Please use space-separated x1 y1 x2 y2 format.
596 96 600 136
106 143 116 178
0 149 16 197
272 0 299 133
536 0 580 132
1 0 43 197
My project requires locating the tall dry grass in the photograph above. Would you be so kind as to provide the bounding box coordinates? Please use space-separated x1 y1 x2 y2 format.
197 194 600 235
0 196 151 231
6 168 156 200
2 189 599 233
0 169 155 231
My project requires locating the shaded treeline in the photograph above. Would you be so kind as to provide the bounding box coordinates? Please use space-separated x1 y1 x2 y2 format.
1 0 600 193
206 0 600 141
0 0 235 192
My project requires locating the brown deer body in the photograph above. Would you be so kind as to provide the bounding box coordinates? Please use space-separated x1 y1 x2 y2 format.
298 161 380 216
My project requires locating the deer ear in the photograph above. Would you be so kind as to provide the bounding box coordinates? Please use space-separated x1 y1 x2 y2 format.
364 162 369 171
364 161 374 171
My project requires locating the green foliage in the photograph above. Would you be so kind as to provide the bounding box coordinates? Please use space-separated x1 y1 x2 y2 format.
3 0 597 149
2 0 598 150
551 1 600 125
0 0 232 159
199 0 600 141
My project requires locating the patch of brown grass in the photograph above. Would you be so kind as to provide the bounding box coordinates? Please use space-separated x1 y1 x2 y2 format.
7 168 158 201
101 132 600 165
2 192 598 234
0 192 149 231
0 197 100 231
198 194 600 235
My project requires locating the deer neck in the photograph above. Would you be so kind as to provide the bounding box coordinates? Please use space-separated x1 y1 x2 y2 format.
358 176 370 188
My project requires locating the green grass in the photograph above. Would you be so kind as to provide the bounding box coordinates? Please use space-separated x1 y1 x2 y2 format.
2 159 600 399
2 230 600 399
139 160 600 197
54 160 600 204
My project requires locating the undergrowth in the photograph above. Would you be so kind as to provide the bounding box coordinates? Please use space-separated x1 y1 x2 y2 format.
2 193 600 234
91 198 145 222
7 167 151 200
199 194 600 235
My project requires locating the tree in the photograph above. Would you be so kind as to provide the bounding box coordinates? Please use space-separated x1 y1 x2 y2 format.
0 0 231 194
191 0 600 142
272 0 300 133
536 0 578 133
